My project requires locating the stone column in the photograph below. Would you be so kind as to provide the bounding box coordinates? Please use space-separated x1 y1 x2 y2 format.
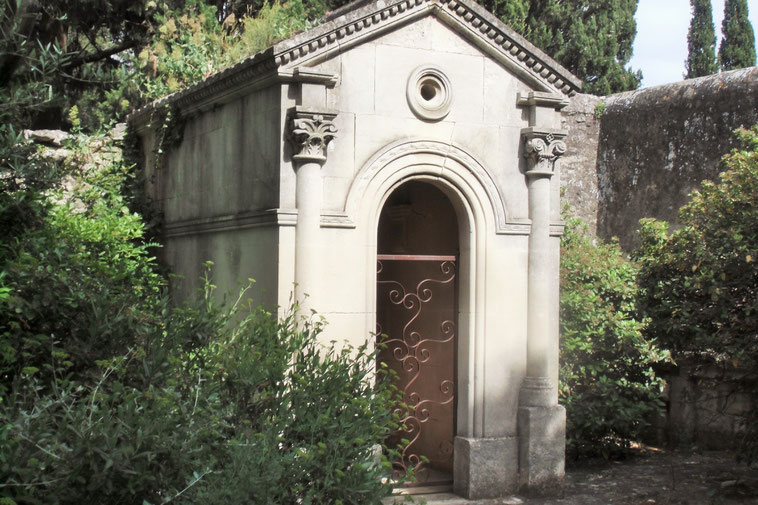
288 106 337 315
518 126 567 495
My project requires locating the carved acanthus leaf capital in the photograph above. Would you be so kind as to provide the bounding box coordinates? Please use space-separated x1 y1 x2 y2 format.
521 128 567 178
288 106 338 164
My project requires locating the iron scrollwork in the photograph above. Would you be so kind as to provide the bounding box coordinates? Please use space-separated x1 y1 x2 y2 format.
376 257 457 482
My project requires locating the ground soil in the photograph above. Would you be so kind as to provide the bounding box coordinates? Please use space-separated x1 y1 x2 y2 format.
531 446 758 505
395 447 758 505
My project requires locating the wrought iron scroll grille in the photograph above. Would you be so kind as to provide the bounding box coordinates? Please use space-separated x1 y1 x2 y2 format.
376 254 457 486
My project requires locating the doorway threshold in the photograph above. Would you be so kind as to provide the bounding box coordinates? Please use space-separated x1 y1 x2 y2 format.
382 492 525 505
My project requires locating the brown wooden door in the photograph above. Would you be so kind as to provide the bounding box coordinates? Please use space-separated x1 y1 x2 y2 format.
376 254 457 489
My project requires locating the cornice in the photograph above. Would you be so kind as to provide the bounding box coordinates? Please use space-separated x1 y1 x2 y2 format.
431 0 581 95
273 0 581 95
163 208 297 238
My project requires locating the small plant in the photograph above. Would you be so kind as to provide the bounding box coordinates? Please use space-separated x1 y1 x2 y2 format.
594 100 606 119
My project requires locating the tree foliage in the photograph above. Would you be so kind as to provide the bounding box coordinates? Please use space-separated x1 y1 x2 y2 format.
2 0 643 130
636 125 758 462
473 0 642 95
686 0 718 78
718 0 756 70
0 0 321 131
0 0 166 128
560 211 669 459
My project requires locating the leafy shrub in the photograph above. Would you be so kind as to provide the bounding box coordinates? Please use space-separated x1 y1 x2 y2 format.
560 211 669 459
636 125 758 461
0 127 163 390
1 283 399 505
188 296 399 505
0 127 398 503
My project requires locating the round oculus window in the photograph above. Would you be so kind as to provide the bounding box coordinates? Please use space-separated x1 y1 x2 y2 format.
406 66 452 121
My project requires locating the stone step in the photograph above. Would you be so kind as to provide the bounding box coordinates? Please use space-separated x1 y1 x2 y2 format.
383 492 525 505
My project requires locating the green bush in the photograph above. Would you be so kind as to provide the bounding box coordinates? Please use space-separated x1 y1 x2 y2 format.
636 125 758 461
0 127 163 390
560 211 669 459
1 283 399 505
188 296 400 505
0 127 399 503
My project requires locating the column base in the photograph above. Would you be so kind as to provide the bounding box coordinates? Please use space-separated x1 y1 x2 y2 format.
519 376 557 406
518 405 566 497
453 436 518 500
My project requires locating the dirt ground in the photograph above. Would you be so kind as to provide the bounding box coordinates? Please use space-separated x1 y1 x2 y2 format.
394 447 758 505
532 446 758 505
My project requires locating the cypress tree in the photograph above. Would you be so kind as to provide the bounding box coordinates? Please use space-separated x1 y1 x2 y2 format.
487 0 642 95
718 0 756 70
686 0 718 78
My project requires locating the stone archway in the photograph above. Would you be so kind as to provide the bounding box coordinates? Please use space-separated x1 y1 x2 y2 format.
348 139 502 443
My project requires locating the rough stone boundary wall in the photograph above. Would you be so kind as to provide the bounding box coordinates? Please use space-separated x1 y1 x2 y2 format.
663 362 754 450
560 93 603 231
561 66 758 250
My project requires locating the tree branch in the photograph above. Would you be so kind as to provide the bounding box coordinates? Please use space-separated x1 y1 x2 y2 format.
62 39 138 71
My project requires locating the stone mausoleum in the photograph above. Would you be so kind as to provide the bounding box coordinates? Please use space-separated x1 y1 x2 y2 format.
130 0 582 498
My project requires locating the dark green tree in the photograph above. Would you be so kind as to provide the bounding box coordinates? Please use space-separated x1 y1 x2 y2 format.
686 0 718 78
441 0 643 94
0 0 165 128
528 0 641 95
718 0 756 70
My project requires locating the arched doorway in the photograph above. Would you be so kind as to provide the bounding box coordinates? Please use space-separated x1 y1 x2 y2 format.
376 181 459 492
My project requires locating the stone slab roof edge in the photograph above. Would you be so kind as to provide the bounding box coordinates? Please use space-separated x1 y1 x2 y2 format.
129 0 581 125
603 66 758 109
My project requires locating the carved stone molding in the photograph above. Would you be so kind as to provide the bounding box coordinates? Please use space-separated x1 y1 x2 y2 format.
288 106 338 164
521 127 567 179
519 376 557 407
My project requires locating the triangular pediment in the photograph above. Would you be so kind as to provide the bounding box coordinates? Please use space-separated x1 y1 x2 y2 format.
274 0 581 96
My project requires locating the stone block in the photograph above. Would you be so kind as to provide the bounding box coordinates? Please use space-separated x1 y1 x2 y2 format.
453 436 518 500
517 405 565 497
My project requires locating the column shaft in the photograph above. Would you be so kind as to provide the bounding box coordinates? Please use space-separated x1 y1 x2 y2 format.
520 130 566 407
526 174 553 381
294 161 322 314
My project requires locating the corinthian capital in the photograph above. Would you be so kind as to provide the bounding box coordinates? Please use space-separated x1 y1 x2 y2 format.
288 106 338 164
521 127 567 178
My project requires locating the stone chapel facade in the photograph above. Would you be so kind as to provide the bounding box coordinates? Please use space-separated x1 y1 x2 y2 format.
130 0 581 498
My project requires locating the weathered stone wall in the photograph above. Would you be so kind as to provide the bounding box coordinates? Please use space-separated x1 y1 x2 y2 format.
562 66 758 250
560 93 603 234
560 68 758 450
661 363 754 450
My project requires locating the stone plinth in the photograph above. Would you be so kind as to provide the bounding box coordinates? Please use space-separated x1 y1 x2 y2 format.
453 436 518 500
517 405 566 496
